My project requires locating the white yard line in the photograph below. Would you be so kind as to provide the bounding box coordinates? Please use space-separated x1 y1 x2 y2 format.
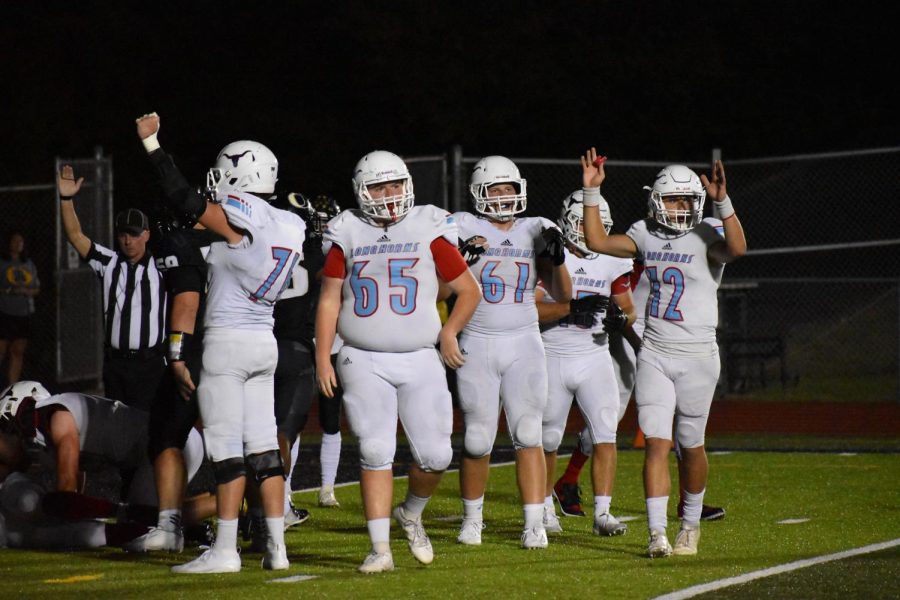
652 538 900 600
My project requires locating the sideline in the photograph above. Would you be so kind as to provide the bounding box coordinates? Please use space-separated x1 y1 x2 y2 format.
651 538 900 600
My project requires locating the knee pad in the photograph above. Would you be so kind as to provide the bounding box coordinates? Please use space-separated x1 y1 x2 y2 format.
675 419 705 449
542 427 563 453
211 457 246 485
246 450 285 484
577 427 594 456
417 444 452 473
512 414 542 449
463 424 493 458
359 438 393 470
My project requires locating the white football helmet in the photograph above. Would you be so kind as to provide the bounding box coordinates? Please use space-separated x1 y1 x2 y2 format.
645 165 706 232
0 380 50 424
469 156 527 222
206 141 279 195
559 191 613 254
352 150 415 222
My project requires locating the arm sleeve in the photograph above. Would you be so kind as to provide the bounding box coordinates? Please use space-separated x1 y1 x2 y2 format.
611 273 632 295
86 242 116 276
322 246 346 279
147 149 207 225
430 237 468 282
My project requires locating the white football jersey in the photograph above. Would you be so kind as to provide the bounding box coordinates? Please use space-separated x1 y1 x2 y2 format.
540 249 632 357
626 217 725 357
324 205 456 353
204 191 307 329
454 212 557 337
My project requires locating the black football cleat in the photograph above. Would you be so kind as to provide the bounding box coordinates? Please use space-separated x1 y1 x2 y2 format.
552 481 586 517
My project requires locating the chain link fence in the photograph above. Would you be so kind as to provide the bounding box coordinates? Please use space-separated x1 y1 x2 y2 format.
407 146 900 402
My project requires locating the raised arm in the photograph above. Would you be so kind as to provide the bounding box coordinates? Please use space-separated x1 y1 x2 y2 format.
703 160 747 264
57 166 92 259
135 113 243 244
579 147 638 258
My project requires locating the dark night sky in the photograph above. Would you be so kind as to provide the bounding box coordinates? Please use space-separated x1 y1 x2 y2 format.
3 1 897 210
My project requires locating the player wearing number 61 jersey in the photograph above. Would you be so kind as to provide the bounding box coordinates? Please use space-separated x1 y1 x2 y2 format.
316 150 480 574
579 149 746 559
450 156 572 550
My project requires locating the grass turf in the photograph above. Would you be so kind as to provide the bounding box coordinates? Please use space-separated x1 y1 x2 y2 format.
1 450 899 599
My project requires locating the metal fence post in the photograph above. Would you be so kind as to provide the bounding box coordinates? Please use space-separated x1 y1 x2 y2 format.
450 144 463 214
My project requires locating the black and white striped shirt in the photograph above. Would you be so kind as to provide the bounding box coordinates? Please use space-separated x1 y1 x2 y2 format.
86 243 166 351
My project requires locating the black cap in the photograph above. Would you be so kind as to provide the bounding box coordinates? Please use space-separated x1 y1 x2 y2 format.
115 208 149 235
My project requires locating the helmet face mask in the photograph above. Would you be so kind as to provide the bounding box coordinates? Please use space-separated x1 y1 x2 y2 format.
559 191 612 255
352 151 414 223
646 165 705 232
0 381 50 434
207 141 279 196
469 156 527 222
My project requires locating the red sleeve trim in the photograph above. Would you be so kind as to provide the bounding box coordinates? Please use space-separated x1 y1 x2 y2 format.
322 246 346 279
630 261 645 291
431 237 468 282
611 273 631 295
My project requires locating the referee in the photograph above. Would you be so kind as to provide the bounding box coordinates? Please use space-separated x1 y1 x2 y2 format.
58 165 167 411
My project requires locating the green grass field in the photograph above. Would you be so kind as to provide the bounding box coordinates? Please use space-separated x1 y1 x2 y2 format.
2 449 899 599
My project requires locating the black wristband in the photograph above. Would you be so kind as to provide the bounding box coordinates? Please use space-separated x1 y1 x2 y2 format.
59 195 74 201
167 331 194 362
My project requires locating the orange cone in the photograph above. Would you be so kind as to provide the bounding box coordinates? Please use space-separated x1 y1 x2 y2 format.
633 427 645 449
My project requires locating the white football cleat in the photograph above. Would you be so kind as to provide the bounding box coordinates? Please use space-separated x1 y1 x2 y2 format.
392 506 434 565
318 486 340 508
593 512 627 537
262 544 290 570
647 529 673 558
171 546 241 574
673 523 701 556
123 527 184 553
357 550 394 574
283 505 310 530
457 518 484 546
543 507 563 533
520 526 549 549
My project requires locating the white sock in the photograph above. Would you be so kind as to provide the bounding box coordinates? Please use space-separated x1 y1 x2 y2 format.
158 508 182 531
402 492 429 518
463 496 484 521
320 432 342 487
266 516 286 548
288 436 301 491
214 518 239 551
593 495 612 518
523 503 544 529
367 517 391 553
544 495 555 512
646 496 669 533
681 489 705 527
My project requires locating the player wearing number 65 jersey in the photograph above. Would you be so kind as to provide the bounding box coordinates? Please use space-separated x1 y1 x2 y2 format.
579 148 746 559
316 150 480 574
137 113 305 574
451 156 572 550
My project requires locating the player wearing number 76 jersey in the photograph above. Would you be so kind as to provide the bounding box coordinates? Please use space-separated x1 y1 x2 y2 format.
136 113 305 574
578 148 746 559
316 150 480 574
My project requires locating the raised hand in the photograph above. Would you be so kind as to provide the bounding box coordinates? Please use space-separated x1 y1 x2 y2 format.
459 235 489 266
135 112 160 140
701 159 728 203
57 165 84 198
580 146 607 189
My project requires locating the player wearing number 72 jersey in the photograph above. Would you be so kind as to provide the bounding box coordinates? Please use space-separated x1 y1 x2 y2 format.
579 149 746 559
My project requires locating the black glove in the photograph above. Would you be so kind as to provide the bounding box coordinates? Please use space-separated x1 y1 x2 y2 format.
601 302 628 333
540 227 566 266
459 235 489 266
569 294 609 316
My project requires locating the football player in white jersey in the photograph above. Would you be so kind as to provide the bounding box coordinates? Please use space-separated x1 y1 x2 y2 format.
316 150 480 574
538 192 636 538
137 113 306 573
451 156 572 549
579 148 746 558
